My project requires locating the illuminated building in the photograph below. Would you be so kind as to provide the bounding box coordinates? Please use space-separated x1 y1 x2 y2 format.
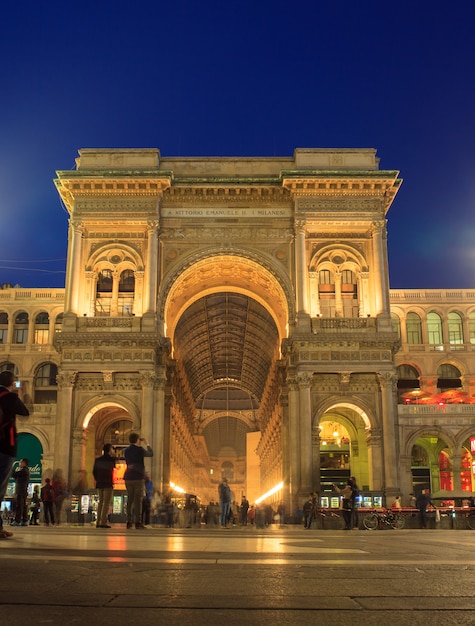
1 148 474 511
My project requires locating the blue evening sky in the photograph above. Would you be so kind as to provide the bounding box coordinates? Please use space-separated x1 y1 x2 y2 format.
0 1 474 289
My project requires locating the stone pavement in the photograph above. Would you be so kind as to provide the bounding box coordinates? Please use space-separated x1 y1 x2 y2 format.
1 525 475 625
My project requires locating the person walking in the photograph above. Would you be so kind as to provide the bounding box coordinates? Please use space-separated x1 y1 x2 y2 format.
123 433 153 529
11 457 30 526
93 443 116 528
218 477 231 528
41 477 55 526
0 370 29 539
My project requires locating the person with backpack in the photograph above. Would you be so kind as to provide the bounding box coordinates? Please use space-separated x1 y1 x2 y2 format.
0 370 29 539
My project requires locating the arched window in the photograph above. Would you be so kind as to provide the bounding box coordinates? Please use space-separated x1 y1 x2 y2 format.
341 269 358 317
469 312 475 345
14 312 28 344
0 312 7 344
437 363 462 392
318 270 335 317
118 270 135 292
406 312 422 344
97 270 113 293
391 313 401 339
448 312 464 349
0 361 18 377
34 312 50 345
34 363 58 404
427 312 443 348
118 270 135 316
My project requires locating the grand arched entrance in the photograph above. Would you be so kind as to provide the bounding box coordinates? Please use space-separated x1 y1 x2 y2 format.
161 253 291 505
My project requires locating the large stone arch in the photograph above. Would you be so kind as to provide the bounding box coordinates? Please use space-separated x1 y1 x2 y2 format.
159 249 293 343
80 396 141 430
313 399 375 431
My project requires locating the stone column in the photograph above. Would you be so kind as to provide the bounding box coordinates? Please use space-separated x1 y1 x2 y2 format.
308 270 320 317
143 220 159 315
312 431 321 494
110 270 120 316
287 377 300 505
452 453 462 491
366 427 383 491
84 271 96 317
295 219 310 327
359 271 370 317
65 220 84 315
399 455 414 503
298 373 313 494
54 371 77 486
153 374 167 493
378 372 399 497
371 221 389 316
334 270 343 317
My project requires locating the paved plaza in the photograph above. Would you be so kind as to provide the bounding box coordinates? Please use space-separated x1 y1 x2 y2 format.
1 525 475 625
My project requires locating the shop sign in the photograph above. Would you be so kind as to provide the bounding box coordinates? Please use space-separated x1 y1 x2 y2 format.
470 437 475 454
9 432 43 484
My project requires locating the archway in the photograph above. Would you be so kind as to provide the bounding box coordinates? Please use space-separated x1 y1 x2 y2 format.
317 403 372 493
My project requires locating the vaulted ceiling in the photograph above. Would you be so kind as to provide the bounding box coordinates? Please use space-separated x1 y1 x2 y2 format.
173 292 280 457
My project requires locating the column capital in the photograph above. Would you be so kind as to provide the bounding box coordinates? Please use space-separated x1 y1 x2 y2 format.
56 371 78 389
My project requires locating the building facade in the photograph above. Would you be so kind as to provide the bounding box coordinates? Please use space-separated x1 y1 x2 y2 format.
1 148 474 511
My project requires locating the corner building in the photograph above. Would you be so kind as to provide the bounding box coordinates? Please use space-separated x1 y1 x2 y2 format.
3 148 474 513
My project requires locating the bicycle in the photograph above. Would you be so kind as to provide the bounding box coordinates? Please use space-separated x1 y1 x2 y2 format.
363 508 405 530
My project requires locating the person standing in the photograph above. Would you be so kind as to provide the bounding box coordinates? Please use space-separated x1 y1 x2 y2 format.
0 370 29 539
93 443 116 528
240 495 249 525
334 481 353 530
12 458 30 526
29 484 41 525
218 477 231 527
41 477 55 526
124 433 153 529
416 490 433 529
349 477 360 529
142 472 153 526
52 469 68 526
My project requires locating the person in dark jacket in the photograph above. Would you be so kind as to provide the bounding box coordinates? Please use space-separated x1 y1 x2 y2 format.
0 370 29 539
12 457 30 525
416 490 433 529
124 433 153 529
93 443 116 528
40 477 55 525
29 484 41 525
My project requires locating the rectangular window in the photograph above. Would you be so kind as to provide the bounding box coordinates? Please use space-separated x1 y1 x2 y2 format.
34 329 49 345
14 329 28 344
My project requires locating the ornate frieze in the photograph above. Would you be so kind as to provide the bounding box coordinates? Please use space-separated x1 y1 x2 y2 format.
160 227 293 241
297 198 382 212
163 186 290 206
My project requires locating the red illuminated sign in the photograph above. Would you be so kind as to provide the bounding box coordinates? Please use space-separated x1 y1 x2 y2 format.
470 437 475 454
